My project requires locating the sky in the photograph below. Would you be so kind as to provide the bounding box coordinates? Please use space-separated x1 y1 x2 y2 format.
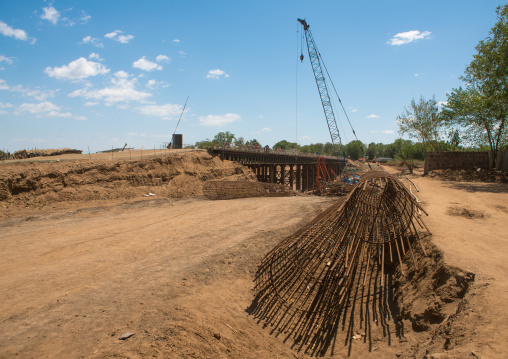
0 0 504 153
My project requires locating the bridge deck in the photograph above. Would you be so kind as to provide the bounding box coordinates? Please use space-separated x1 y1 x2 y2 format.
208 149 344 165
208 149 345 192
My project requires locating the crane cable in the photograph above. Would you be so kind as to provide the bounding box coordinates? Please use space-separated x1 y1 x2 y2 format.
296 22 299 147
318 52 358 142
318 51 371 168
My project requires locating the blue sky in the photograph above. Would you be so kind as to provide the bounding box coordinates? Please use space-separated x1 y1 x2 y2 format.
0 0 504 153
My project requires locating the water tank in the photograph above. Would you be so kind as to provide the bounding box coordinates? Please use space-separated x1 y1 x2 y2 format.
172 134 183 149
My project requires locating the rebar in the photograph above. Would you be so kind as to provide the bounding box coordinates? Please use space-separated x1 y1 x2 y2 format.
250 171 429 355
204 180 293 200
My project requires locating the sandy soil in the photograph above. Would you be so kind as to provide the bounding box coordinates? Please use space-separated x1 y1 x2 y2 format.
377 164 508 358
0 196 339 359
1 155 507 358
403 170 508 358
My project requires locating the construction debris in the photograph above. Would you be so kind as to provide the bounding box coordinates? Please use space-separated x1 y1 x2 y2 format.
251 170 429 354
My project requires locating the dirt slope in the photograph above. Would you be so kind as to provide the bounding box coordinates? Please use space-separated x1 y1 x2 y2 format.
0 150 255 220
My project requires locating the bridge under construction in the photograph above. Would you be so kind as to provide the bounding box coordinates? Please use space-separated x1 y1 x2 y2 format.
209 149 345 192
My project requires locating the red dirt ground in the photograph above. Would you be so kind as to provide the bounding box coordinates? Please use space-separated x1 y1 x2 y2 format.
0 153 507 358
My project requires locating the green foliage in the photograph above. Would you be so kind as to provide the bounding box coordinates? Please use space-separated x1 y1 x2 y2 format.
0 150 10 159
344 140 365 160
273 140 300 150
323 142 336 156
245 138 261 147
298 142 336 156
441 5 508 162
397 95 441 151
234 137 244 146
213 131 236 145
195 138 213 148
463 5 508 104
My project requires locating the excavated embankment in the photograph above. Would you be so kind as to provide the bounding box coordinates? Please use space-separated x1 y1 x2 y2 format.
0 151 256 216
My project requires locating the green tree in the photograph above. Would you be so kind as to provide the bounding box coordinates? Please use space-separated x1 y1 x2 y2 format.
440 6 508 160
366 142 378 160
245 139 261 147
344 140 365 160
213 131 236 145
234 136 244 147
273 140 300 150
397 96 441 151
300 143 325 154
195 138 213 148
323 142 335 156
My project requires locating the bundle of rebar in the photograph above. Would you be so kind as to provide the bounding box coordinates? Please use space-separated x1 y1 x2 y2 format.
204 180 293 200
251 171 429 354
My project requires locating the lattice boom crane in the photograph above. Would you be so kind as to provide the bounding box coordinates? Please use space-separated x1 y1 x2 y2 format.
298 18 343 157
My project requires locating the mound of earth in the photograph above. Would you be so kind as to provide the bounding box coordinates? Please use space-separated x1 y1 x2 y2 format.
0 151 256 219
427 168 508 183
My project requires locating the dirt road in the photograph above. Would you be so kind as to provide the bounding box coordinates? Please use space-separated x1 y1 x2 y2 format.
0 196 341 358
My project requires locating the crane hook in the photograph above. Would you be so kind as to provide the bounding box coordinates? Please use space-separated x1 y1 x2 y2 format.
300 54 304 62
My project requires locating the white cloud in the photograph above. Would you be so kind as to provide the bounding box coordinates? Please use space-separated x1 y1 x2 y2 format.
366 114 380 118
114 70 130 78
41 6 60 25
0 110 7 115
68 76 151 104
0 102 13 108
136 103 183 119
0 79 9 90
178 50 186 57
382 130 394 134
198 113 240 126
10 85 58 101
75 115 87 121
146 79 157 89
81 36 104 48
133 56 162 71
88 53 101 61
78 11 91 24
45 57 110 80
145 79 168 89
105 30 120 39
105 30 134 43
414 73 425 77
261 127 271 132
0 55 13 64
172 39 180 43
206 69 229 79
387 30 431 46
0 20 28 41
117 34 134 43
84 101 99 106
300 135 311 139
156 54 170 63
16 101 72 118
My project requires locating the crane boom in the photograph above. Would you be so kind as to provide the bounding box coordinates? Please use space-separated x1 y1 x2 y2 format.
298 18 342 155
